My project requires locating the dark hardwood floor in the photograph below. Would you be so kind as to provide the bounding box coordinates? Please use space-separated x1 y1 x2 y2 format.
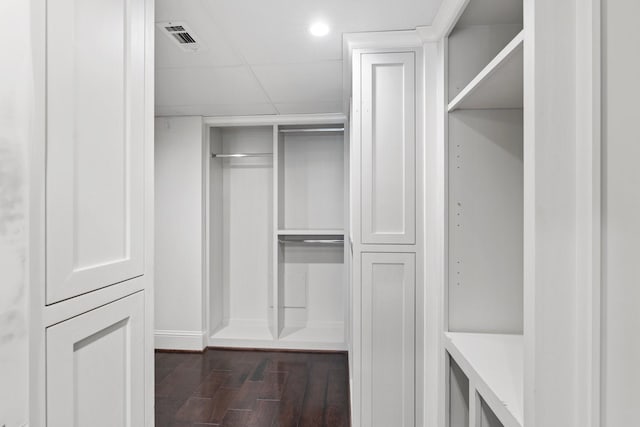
155 348 350 427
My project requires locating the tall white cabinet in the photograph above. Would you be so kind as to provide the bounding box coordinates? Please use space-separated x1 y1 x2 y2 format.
29 0 155 425
350 43 423 427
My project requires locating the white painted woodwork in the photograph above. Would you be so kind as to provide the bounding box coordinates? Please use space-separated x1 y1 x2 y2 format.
46 292 145 427
360 52 416 245
448 109 523 333
448 32 523 111
602 0 640 424
275 126 285 340
46 0 145 304
348 40 423 427
0 1 31 424
423 39 448 427
154 117 206 350
203 114 347 127
522 0 601 425
361 252 415 427
27 0 154 424
445 332 523 427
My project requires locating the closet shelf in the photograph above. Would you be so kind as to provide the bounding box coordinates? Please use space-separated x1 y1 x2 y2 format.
448 30 524 111
444 332 523 427
277 229 344 236
279 324 345 344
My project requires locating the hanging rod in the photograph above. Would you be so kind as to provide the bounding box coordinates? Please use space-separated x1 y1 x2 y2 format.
279 127 344 134
211 153 272 158
278 239 344 244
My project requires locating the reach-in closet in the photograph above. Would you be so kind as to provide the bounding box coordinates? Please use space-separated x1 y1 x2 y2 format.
205 116 349 350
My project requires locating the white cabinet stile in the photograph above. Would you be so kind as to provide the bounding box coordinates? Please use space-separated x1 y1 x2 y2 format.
272 124 282 341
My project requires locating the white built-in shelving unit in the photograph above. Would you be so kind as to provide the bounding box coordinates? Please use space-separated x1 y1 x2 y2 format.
206 116 348 350
445 333 523 427
445 0 524 426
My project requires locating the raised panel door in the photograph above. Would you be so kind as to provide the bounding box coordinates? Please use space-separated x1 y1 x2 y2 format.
46 291 145 427
361 252 415 426
360 52 416 245
46 0 146 303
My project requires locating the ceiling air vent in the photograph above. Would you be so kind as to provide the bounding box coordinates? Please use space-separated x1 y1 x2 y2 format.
157 21 205 53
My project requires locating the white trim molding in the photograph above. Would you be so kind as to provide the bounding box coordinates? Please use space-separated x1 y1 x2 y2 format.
341 0 469 114
416 0 470 41
155 329 207 352
575 0 601 425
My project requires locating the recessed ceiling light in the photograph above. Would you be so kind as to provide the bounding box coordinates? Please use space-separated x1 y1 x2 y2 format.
309 22 330 37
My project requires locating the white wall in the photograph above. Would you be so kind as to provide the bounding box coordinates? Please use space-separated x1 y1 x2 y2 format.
0 0 34 427
0 0 32 425
602 1 640 425
154 116 206 350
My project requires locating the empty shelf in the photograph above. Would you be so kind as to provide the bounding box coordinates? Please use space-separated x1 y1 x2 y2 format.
448 31 524 111
279 324 345 345
444 332 523 427
210 321 273 341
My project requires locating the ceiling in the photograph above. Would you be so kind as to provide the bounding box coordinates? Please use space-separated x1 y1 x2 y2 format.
155 0 443 117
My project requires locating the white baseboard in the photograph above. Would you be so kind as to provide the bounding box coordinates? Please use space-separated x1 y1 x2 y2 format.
155 329 206 351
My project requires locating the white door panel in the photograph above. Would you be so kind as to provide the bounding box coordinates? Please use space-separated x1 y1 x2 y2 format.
46 0 145 304
361 252 415 426
46 291 145 427
361 52 416 245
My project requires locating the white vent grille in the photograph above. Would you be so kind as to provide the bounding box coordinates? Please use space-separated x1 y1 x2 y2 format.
157 21 205 53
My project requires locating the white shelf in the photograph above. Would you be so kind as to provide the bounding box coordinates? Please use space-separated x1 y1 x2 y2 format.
444 332 523 427
210 320 273 341
448 31 524 111
277 229 344 236
279 324 345 345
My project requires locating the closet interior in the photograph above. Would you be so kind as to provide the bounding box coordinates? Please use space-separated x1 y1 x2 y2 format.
207 119 348 350
445 0 524 426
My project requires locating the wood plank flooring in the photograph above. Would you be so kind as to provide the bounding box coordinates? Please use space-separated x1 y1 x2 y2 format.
155 349 350 427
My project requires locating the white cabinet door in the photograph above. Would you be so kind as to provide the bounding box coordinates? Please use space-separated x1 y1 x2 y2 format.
360 52 416 245
361 252 415 426
45 0 145 304
46 291 145 427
